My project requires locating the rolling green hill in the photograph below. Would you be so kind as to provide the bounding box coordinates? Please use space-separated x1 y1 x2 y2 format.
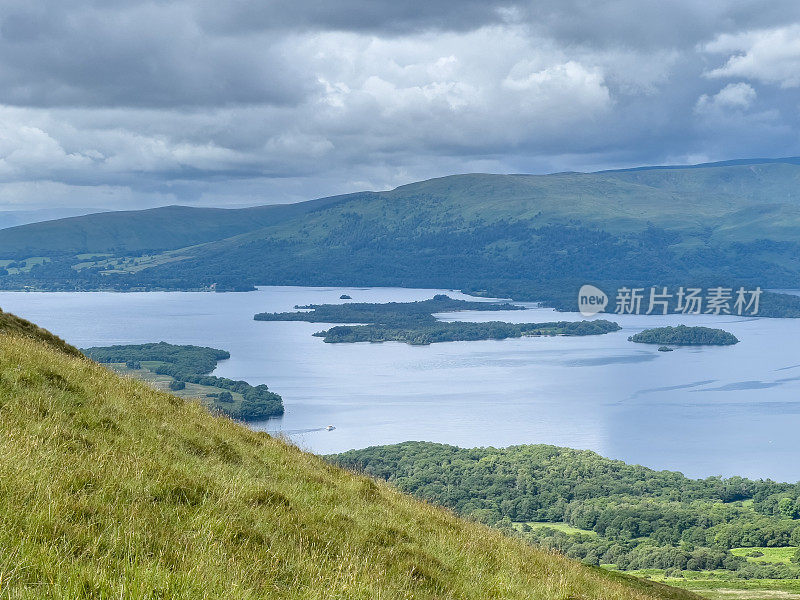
0 314 696 599
0 194 358 256
3 158 800 300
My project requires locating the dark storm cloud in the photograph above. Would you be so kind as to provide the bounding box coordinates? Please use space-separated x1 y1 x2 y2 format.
1 0 800 210
194 0 513 35
0 1 310 108
521 1 800 48
6 0 791 110
0 0 519 109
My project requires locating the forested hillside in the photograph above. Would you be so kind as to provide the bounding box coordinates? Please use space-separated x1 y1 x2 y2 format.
332 442 800 581
2 159 800 305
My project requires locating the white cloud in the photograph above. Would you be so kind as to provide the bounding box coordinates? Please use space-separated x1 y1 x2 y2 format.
299 27 613 152
704 25 800 88
503 60 611 113
0 119 94 177
696 82 757 113
0 106 262 184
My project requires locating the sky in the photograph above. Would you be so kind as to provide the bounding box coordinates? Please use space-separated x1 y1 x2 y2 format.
2 0 800 213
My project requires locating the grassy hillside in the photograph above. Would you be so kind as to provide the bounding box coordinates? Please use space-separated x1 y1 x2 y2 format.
0 308 81 357
0 318 696 599
3 159 800 298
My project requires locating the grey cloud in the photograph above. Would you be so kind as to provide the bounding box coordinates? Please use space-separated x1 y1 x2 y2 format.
0 0 522 110
521 1 800 49
194 0 513 35
0 2 311 108
0 0 799 111
2 1 800 211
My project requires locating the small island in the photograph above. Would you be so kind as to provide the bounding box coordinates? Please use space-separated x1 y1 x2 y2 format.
255 295 621 345
657 346 673 352
82 342 284 420
628 325 739 346
316 319 621 345
255 294 527 325
339 294 352 300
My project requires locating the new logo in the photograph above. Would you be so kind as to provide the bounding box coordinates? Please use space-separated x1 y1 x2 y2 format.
578 284 608 317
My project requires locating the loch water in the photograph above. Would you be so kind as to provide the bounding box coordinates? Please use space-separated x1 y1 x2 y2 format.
1 286 798 481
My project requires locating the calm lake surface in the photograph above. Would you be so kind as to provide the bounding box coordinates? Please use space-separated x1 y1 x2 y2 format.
1 286 799 481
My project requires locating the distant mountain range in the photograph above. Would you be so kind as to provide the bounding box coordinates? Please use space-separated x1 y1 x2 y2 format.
0 195 349 255
0 207 104 230
2 157 800 309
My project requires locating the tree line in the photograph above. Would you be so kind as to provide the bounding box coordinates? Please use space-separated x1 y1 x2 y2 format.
331 442 800 578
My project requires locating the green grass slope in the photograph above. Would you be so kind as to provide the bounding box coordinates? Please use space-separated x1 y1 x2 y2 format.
0 309 81 357
0 320 697 599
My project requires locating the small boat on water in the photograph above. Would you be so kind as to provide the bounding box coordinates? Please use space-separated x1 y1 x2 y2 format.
325 425 336 431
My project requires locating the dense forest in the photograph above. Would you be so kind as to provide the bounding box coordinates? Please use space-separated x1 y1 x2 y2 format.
255 295 620 344
629 326 739 346
331 442 800 579
83 342 283 420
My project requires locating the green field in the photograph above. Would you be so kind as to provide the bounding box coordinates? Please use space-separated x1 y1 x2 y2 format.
730 547 799 564
626 570 800 599
596 544 800 597
107 361 247 406
516 522 598 536
73 249 193 274
0 256 50 274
